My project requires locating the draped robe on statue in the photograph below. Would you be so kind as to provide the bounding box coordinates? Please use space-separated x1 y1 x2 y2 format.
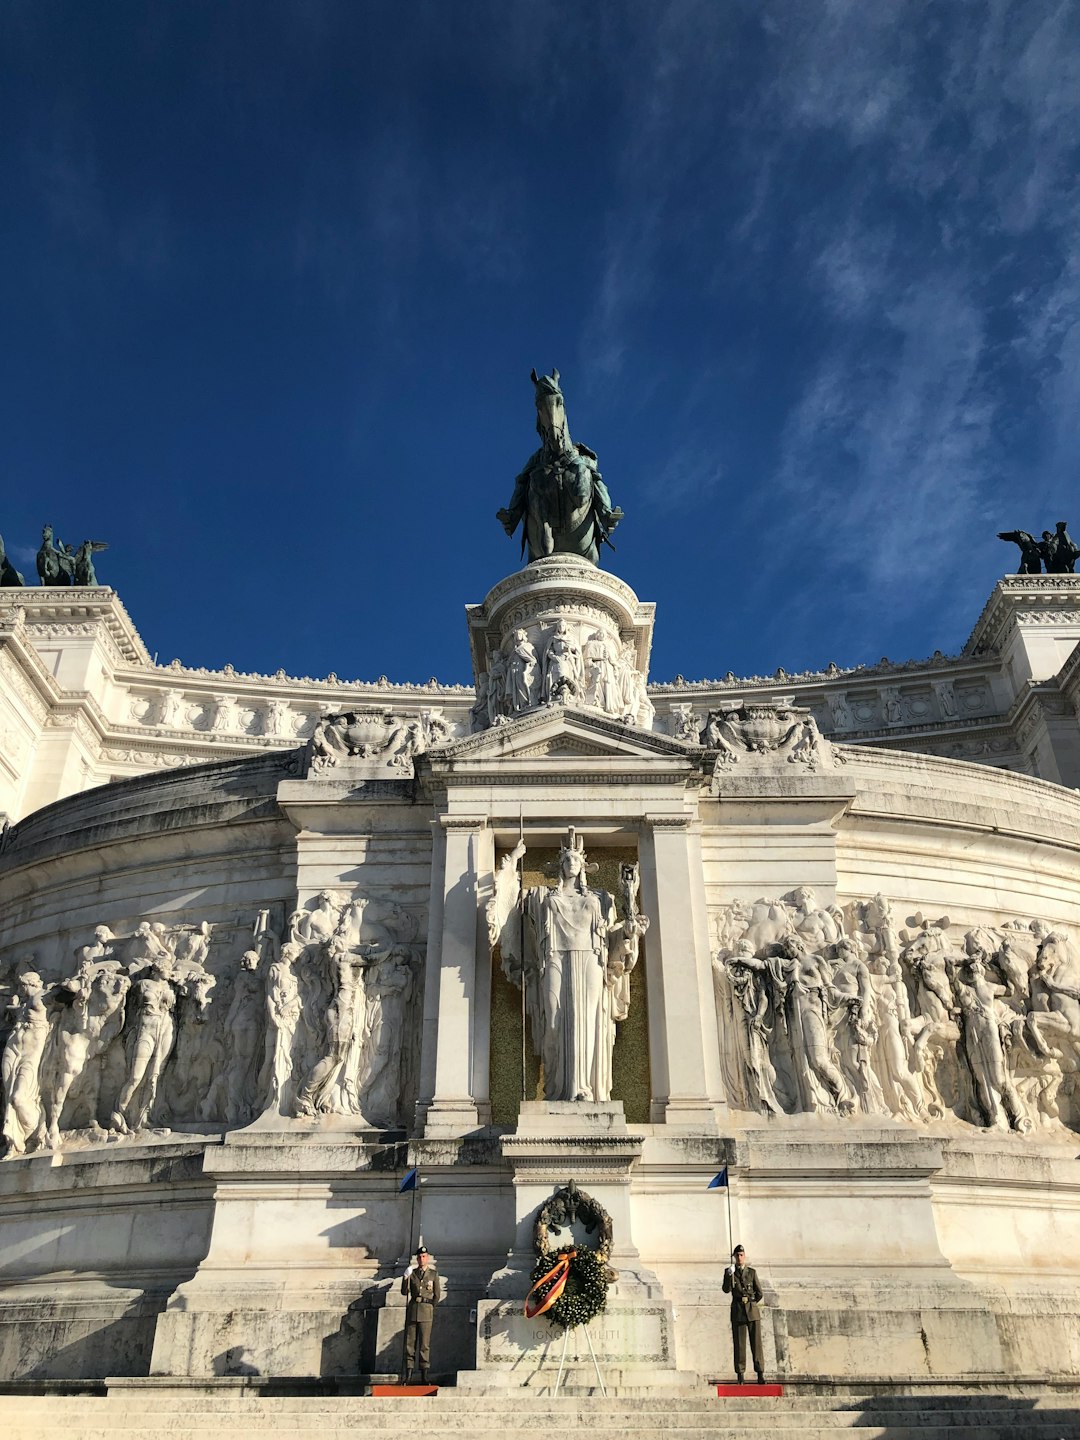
488 837 642 1105
526 882 614 1103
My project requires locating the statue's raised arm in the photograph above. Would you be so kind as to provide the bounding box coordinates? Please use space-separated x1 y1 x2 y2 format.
497 368 623 568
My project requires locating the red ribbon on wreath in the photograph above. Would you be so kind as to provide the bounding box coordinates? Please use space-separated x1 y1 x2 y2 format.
524 1249 577 1318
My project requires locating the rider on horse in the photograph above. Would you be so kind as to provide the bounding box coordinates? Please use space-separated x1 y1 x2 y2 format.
497 368 622 567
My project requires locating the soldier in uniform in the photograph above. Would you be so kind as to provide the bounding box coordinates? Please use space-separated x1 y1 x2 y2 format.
722 1243 765 1383
400 1244 442 1383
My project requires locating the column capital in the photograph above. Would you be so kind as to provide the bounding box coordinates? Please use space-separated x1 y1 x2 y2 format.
643 813 692 830
438 813 489 833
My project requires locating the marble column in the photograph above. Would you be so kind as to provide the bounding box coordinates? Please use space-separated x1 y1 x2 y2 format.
638 814 725 1126
420 813 493 1135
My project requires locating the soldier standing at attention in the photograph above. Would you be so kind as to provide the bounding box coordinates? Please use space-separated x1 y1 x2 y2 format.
722 1243 765 1383
401 1244 442 1384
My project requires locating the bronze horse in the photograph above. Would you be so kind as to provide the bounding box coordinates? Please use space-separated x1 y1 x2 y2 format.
498 368 622 566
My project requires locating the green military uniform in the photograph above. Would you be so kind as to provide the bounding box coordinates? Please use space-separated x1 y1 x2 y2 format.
722 1257 764 1382
401 1254 442 1382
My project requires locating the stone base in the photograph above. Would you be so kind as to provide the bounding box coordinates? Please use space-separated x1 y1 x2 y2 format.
456 1298 700 1393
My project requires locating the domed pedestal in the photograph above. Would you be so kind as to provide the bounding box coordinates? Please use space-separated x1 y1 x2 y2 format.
466 556 656 729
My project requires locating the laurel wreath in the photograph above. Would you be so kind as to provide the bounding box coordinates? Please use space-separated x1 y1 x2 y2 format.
527 1244 609 1330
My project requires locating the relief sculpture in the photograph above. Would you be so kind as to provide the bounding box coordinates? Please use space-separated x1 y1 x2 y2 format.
0 893 425 1158
712 888 1080 1136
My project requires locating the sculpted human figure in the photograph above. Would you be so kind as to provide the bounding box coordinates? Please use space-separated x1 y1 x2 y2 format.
863 948 930 1122
125 920 174 977
772 935 853 1116
718 938 782 1116
111 962 177 1133
829 938 887 1117
1025 931 1080 1059
497 368 622 566
788 886 842 951
506 629 539 713
1 972 50 1157
41 961 130 1147
488 830 646 1103
487 649 509 724
542 620 583 704
221 950 265 1124
618 640 655 728
1040 521 1080 574
258 941 304 1116
582 631 620 714
952 952 1030 1133
357 946 415 1125
295 932 377 1117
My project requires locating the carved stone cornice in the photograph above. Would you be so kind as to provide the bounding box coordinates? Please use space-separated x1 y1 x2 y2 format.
0 587 151 665
965 576 1080 658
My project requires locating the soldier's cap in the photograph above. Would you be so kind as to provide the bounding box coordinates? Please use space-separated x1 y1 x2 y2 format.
415 1245 429 1258
732 1244 745 1257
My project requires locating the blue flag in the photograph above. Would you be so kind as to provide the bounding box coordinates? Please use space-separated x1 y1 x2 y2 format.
708 1166 728 1189
399 1167 418 1193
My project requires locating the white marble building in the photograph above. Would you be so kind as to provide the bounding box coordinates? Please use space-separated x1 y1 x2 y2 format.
1 557 1080 1388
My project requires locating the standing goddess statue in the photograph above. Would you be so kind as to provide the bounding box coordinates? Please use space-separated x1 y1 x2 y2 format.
487 829 648 1102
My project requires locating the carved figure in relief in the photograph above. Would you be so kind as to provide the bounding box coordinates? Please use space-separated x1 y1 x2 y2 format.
41 961 130 1146
471 673 490 733
618 640 654 728
952 952 1030 1133
771 936 853 1116
826 692 852 731
264 699 289 737
582 631 620 714
933 680 958 720
487 650 509 724
1 972 50 1156
542 620 583 704
882 688 903 726
1025 931 1080 1059
488 830 648 1103
358 946 415 1125
221 950 266 1124
507 629 540 712
497 368 622 567
110 963 177 1133
295 935 371 1116
829 938 887 1117
258 941 304 1115
124 920 174 977
716 939 782 1116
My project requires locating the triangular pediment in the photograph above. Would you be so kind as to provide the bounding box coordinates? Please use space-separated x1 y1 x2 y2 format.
424 705 703 771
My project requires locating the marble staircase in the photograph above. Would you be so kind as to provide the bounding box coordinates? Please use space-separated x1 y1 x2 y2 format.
1 1386 1080 1439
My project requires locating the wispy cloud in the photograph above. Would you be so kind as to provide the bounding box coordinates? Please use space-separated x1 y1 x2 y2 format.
737 0 1080 631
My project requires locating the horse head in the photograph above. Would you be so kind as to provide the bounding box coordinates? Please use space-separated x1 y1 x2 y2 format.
531 367 570 453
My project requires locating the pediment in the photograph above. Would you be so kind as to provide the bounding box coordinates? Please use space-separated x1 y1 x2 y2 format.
425 706 703 769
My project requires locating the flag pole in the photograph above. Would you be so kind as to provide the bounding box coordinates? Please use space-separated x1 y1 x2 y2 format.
725 1173 733 1260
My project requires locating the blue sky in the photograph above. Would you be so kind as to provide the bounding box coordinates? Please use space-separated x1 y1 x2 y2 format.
2 2 1078 687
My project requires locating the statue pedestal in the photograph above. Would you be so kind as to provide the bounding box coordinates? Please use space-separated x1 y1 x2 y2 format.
458 1101 701 1393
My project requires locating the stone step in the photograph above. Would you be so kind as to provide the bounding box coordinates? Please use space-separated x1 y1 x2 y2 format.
8 1390 1075 1410
4 1422 1077 1434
